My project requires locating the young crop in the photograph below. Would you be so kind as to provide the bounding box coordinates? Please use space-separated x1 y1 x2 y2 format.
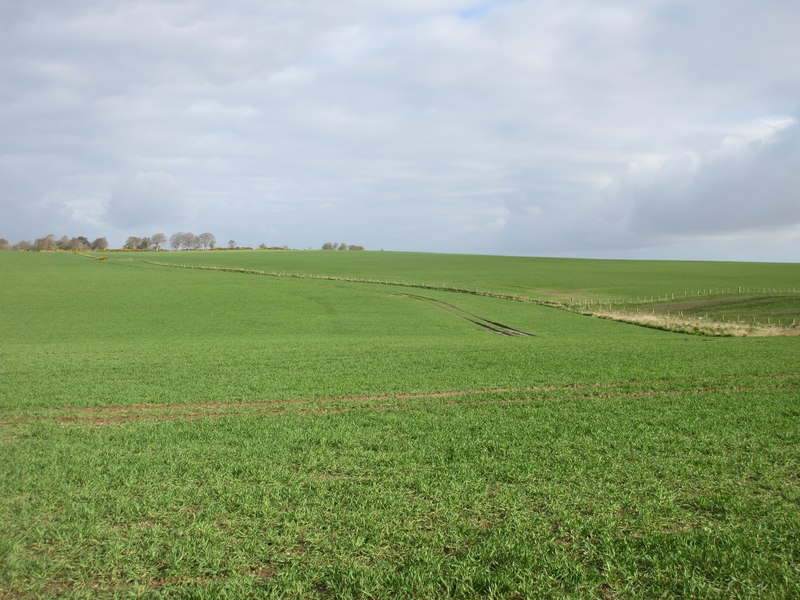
1 250 799 597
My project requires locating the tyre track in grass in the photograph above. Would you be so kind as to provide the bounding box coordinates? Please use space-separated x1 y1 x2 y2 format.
393 293 534 336
135 259 799 336
144 259 536 337
2 374 797 427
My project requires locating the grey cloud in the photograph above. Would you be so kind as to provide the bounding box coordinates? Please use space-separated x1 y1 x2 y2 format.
1 0 799 259
626 121 800 236
104 172 189 229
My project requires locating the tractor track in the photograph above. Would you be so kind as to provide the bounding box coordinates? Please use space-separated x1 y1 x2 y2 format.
394 293 534 336
2 374 797 427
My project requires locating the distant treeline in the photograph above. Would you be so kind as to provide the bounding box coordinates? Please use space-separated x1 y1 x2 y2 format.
0 233 355 252
321 243 365 251
0 235 109 252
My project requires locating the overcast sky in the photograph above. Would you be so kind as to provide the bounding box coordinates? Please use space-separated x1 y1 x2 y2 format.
2 0 799 260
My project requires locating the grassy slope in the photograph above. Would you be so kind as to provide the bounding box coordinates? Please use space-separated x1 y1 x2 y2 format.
132 249 800 325
128 249 800 300
624 293 800 325
1 251 799 597
3 252 797 409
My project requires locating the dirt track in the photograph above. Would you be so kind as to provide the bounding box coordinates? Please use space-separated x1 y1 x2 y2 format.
2 373 797 427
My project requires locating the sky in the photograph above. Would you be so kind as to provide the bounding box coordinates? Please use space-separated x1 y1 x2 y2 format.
1 0 799 260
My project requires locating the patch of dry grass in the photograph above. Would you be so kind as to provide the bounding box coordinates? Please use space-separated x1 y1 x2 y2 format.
586 309 800 337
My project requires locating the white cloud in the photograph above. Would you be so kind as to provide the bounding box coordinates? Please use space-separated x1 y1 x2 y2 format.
1 0 799 259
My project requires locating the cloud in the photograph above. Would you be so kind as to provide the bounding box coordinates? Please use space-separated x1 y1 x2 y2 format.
1 0 799 260
477 118 800 258
104 172 189 229
625 119 800 237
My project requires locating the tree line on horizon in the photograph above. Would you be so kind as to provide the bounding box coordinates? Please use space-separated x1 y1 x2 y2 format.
0 234 109 252
0 232 219 252
0 232 212 252
321 242 365 251
0 234 364 252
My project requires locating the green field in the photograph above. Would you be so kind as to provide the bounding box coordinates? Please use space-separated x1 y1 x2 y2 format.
135 250 800 328
2 250 799 597
123 249 800 300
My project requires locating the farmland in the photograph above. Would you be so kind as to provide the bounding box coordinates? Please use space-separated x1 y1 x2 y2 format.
1 250 799 597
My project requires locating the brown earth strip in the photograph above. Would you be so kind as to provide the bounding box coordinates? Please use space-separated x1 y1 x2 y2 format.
4 380 797 427
50 382 800 425
3 381 644 424
0 384 612 426
54 371 800 410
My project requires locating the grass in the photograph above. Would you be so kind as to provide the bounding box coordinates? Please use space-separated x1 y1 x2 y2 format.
1 250 799 597
623 292 800 326
106 249 800 301
579 291 800 336
129 249 800 332
3 387 799 597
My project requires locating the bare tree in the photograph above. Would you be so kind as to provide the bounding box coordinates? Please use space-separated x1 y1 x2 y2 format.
169 232 200 250
92 237 109 251
72 236 91 251
0 238 9 250
151 233 167 251
14 240 33 251
228 239 236 249
124 236 142 250
172 232 189 250
198 232 216 250
34 235 57 251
